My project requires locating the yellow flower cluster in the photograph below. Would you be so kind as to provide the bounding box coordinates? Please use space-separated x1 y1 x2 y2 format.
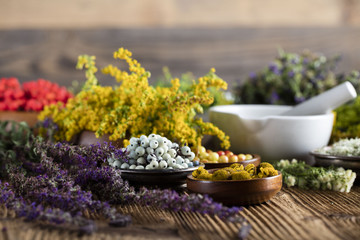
39 48 230 148
76 55 98 90
192 162 278 181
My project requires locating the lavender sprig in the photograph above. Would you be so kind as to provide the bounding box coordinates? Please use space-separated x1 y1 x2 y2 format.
2 135 132 230
0 121 248 238
132 188 243 222
0 180 96 234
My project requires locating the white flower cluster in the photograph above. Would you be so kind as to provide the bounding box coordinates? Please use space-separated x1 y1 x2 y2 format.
278 159 298 187
108 133 200 170
317 138 360 156
278 159 357 193
277 158 299 168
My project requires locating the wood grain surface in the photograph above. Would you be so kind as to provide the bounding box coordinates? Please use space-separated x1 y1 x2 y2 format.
1 27 360 90
1 0 360 29
1 186 359 240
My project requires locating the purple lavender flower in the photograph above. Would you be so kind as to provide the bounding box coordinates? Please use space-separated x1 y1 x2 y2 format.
0 180 96 234
249 72 257 79
295 96 306 103
42 118 51 128
236 50 358 107
316 74 325 80
133 187 243 222
269 91 280 104
288 71 295 78
268 63 281 75
0 124 248 238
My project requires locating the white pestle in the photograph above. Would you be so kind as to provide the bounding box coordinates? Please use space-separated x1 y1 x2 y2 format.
281 81 357 116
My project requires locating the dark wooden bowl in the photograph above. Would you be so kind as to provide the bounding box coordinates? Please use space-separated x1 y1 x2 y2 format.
310 149 360 184
186 170 282 206
204 154 261 169
119 166 202 187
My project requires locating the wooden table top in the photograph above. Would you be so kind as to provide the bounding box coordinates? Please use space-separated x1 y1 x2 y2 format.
1 185 359 240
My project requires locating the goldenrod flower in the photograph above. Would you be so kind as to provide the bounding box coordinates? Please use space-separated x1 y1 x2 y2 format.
259 162 275 169
197 172 213 180
212 169 231 180
245 164 257 176
258 167 278 178
192 166 207 178
229 163 244 171
232 171 251 180
39 48 230 149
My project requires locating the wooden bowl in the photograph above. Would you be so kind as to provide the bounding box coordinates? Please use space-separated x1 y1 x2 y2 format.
310 149 360 184
204 154 261 169
186 170 282 206
119 166 202 187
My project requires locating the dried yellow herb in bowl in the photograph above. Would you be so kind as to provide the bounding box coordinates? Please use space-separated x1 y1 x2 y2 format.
186 162 282 206
192 162 278 181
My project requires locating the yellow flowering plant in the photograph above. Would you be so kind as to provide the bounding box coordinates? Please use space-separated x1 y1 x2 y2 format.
39 48 230 148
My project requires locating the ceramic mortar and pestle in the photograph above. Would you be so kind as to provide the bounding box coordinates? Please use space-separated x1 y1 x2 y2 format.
209 81 357 162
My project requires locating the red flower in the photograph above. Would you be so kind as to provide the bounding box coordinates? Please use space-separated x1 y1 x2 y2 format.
0 101 7 111
0 77 73 112
25 99 43 111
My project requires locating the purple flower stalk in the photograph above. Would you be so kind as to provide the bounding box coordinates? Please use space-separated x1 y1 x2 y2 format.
249 72 257 79
288 70 295 78
268 63 281 75
0 125 248 238
132 188 243 222
270 91 280 104
0 180 95 234
294 96 306 104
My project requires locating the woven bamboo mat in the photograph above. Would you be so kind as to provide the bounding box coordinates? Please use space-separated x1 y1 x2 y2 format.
1 186 359 240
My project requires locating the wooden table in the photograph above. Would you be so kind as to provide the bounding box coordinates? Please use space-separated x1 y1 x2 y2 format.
1 185 359 240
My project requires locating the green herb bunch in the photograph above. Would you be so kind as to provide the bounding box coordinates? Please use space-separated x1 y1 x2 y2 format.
0 121 37 177
275 159 356 193
234 50 360 105
333 97 360 141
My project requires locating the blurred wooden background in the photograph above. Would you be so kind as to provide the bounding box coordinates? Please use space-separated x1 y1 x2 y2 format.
0 0 359 88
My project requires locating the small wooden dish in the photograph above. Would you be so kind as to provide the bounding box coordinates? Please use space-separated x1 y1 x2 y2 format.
186 170 282 206
119 165 202 187
204 154 261 169
310 149 360 184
